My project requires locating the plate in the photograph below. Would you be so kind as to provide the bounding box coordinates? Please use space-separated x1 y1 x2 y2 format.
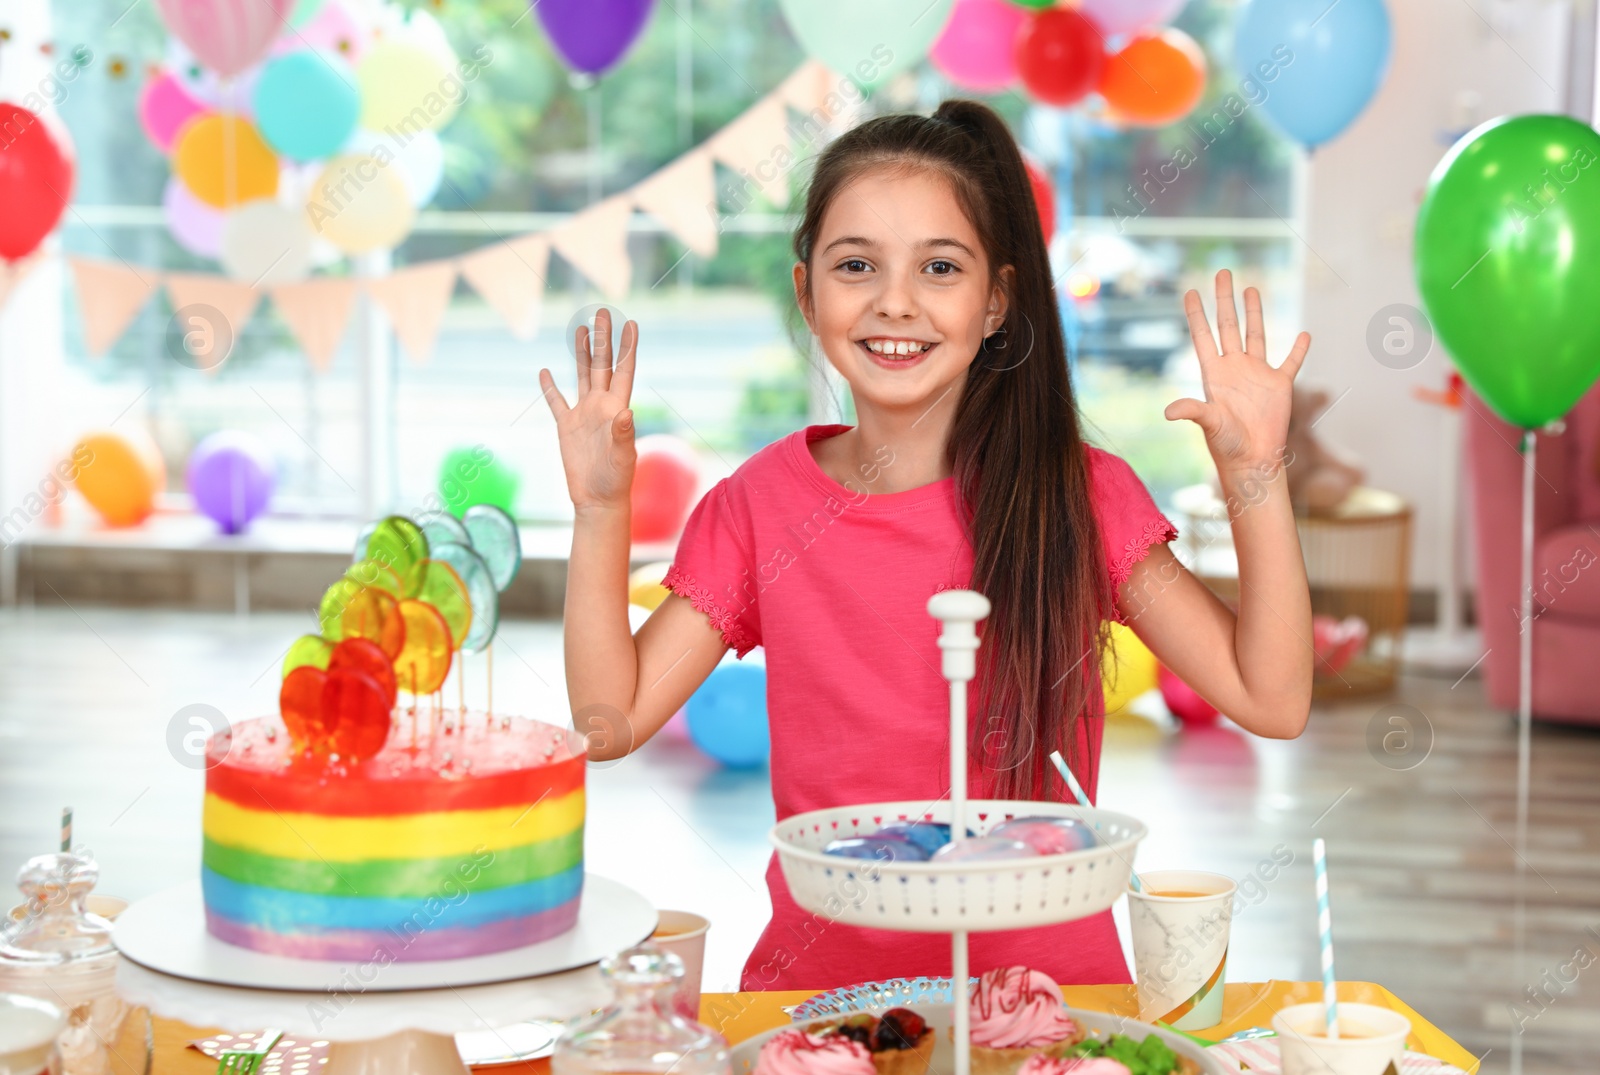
791 977 977 1018
734 1001 1233 1075
457 1019 563 1066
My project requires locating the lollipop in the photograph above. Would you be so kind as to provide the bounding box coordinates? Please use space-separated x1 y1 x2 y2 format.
364 515 428 577
419 511 470 551
281 634 333 678
429 541 499 652
321 666 391 762
402 559 472 649
328 636 397 708
462 503 521 591
346 557 403 598
279 665 332 752
394 598 452 694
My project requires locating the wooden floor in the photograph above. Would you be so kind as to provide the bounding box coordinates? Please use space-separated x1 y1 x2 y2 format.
0 604 1593 1074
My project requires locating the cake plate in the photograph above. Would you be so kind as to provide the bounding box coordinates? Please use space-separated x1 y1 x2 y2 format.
770 591 1149 1075
113 873 656 1075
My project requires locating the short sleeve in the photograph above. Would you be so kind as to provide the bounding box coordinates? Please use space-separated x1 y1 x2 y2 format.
661 478 763 658
1087 448 1179 623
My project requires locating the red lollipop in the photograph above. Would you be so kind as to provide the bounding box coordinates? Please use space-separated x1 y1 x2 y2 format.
328 637 397 709
0 103 75 262
321 666 392 762
279 665 332 752
1015 9 1106 108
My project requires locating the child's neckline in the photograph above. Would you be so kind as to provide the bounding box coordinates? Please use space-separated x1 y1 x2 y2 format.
790 424 955 510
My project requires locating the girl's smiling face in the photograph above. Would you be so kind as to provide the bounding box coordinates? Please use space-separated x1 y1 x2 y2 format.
795 166 1012 414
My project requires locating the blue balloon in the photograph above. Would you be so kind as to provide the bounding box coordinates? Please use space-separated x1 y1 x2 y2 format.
253 51 360 161
685 663 769 768
1234 0 1391 150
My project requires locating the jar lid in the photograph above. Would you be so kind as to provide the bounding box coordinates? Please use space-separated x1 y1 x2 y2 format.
0 853 115 966
598 945 684 987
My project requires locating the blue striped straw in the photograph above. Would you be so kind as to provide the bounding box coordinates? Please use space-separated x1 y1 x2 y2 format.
1049 750 1141 893
1313 837 1338 1038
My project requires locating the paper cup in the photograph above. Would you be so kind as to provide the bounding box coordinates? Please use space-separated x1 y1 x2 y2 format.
0 993 64 1075
1272 1003 1410 1075
651 910 710 1021
1127 870 1235 1031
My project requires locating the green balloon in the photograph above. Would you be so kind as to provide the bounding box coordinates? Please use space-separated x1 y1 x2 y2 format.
776 0 957 92
1415 114 1600 428
438 447 520 519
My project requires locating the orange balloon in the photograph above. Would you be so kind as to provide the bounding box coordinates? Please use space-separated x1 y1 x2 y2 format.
173 114 279 208
394 598 452 695
71 431 165 527
1098 29 1207 127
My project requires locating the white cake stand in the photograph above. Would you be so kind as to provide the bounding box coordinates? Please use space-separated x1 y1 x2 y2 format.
113 873 656 1075
770 591 1148 1075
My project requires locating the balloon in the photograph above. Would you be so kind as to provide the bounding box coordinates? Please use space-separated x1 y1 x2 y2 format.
1311 614 1368 677
254 50 360 161
1234 0 1391 149
357 40 457 132
279 665 331 752
461 504 522 591
1101 620 1158 715
686 661 769 768
1157 664 1219 725
220 199 314 285
282 634 334 679
364 515 429 578
1098 29 1207 127
71 431 165 527
154 0 295 79
627 562 671 611
138 73 206 152
328 636 397 708
1080 0 1188 36
394 598 453 695
402 559 473 650
173 115 279 209
296 0 369 63
304 153 415 253
631 435 699 543
439 446 519 517
0 103 74 262
162 178 226 258
292 0 328 27
322 667 391 761
1415 115 1600 428
929 0 1026 93
1015 9 1105 108
430 542 500 653
534 0 656 77
343 127 443 207
778 0 957 91
1022 152 1055 242
185 430 276 534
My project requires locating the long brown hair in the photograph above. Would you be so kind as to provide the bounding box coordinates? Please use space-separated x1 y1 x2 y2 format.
791 99 1115 801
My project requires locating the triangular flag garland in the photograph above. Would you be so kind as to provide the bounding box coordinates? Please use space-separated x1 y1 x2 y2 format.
43 61 845 367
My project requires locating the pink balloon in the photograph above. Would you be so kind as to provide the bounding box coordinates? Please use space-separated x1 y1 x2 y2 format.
930 0 1028 92
279 1 370 65
155 0 296 79
1157 664 1220 725
1080 0 1189 37
162 177 226 258
138 73 206 152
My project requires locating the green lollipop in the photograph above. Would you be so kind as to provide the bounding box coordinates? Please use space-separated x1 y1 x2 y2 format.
347 558 403 597
431 541 500 652
419 511 470 551
402 559 473 650
462 504 521 592
350 520 377 565
365 515 428 578
282 634 333 679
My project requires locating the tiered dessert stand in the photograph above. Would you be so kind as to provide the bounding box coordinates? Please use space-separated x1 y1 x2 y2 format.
770 591 1149 1075
111 874 656 1075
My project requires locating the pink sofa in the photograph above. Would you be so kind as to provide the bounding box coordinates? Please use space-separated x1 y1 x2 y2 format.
1463 379 1600 725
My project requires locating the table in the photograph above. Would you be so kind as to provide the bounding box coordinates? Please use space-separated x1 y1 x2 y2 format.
149 980 1475 1073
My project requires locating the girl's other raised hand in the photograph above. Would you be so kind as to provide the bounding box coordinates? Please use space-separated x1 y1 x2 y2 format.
539 308 640 513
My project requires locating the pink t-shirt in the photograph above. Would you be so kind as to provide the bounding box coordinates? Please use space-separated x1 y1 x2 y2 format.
662 424 1179 992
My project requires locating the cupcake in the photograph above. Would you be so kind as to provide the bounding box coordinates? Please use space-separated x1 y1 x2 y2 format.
755 1029 876 1075
812 1009 934 1075
963 966 1086 1075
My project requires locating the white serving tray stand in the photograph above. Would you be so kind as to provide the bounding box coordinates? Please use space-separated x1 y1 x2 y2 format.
770 591 1148 1075
112 873 657 1075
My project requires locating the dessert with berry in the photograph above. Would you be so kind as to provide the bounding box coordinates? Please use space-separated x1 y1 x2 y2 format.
962 966 1087 1075
817 1008 935 1075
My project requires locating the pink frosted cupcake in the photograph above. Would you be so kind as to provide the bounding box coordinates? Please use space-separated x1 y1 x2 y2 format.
963 966 1086 1075
756 1029 877 1075
1017 1056 1131 1075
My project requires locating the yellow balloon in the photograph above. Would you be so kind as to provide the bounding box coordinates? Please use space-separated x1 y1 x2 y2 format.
627 562 673 611
305 154 416 254
172 115 279 208
1101 621 1159 715
358 40 458 132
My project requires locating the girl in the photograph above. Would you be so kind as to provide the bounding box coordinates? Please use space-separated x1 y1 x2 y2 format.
539 98 1313 991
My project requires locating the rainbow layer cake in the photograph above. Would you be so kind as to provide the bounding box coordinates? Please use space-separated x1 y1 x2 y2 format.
202 710 585 962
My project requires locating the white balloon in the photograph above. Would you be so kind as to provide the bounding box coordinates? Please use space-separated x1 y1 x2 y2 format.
343 127 445 207
220 200 315 285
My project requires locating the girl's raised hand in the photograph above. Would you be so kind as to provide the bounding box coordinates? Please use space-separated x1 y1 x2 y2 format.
1165 269 1310 479
539 308 640 513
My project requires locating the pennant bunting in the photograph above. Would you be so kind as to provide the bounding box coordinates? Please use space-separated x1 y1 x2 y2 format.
364 261 459 363
631 148 719 260
457 234 551 341
67 258 159 357
708 96 792 209
549 194 634 302
164 272 263 373
271 277 360 372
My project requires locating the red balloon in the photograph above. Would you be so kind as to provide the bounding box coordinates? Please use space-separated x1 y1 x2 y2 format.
630 435 699 543
279 665 332 752
1022 152 1056 243
1157 664 1220 725
321 667 392 762
0 103 75 262
328 637 397 708
1015 9 1107 108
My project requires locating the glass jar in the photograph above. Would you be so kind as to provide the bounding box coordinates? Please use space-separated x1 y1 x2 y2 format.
552 946 730 1075
0 853 151 1075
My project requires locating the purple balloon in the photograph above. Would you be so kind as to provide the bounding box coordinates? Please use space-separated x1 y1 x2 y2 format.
187 432 275 534
534 0 656 76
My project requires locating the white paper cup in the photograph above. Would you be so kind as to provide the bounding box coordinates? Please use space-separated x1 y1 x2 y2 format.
0 993 64 1075
1272 1003 1410 1075
651 910 710 1021
1127 870 1235 1031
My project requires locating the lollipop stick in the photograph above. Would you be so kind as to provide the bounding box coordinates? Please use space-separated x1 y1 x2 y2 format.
1313 837 1339 1038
